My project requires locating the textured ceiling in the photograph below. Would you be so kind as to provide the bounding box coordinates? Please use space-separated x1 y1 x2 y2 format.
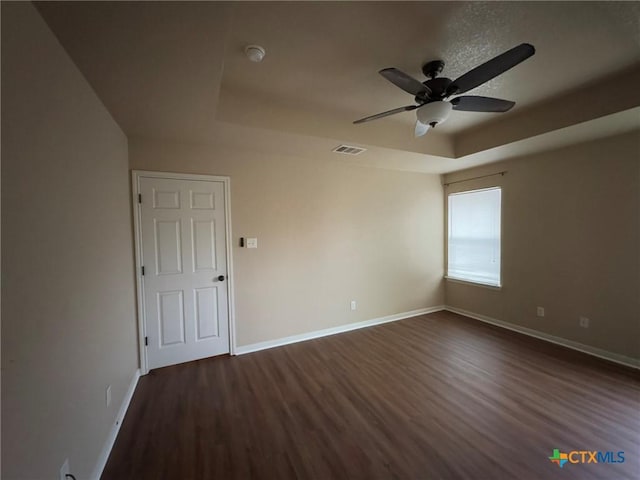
35 1 640 172
221 1 640 133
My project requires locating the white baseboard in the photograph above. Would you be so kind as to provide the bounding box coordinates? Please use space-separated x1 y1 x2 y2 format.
445 306 640 370
91 368 141 480
235 306 445 355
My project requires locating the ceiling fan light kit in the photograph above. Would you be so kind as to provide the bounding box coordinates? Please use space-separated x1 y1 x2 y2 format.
417 101 452 128
244 44 266 62
354 43 536 137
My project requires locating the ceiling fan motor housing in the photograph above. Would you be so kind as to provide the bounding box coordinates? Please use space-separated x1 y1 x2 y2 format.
415 77 451 103
420 77 452 101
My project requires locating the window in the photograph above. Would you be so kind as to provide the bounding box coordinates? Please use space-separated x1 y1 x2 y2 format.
447 187 501 287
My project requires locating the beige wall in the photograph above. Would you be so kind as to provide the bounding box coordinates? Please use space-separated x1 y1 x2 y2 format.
1 3 138 479
443 131 640 360
130 135 445 347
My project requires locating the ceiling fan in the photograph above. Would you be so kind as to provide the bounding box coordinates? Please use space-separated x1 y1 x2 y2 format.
353 43 535 137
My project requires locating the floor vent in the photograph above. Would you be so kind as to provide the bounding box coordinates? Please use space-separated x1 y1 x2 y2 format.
332 145 366 155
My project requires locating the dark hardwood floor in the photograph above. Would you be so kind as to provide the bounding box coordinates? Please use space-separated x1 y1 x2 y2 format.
102 311 640 479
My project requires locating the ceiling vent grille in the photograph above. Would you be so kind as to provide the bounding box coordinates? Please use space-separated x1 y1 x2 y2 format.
332 145 366 155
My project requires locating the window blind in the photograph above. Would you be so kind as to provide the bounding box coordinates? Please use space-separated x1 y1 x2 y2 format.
447 187 501 287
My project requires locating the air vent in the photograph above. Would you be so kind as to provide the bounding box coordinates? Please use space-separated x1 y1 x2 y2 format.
332 145 366 155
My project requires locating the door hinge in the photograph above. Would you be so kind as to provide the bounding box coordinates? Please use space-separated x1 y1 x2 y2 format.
145 336 148 346
138 193 142 203
141 266 145 276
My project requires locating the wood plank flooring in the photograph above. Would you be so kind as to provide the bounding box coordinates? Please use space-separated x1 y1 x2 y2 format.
102 311 640 479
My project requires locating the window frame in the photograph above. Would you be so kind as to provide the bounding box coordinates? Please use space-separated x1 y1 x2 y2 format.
446 186 503 288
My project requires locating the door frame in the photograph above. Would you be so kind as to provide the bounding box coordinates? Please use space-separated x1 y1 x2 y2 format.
131 170 237 375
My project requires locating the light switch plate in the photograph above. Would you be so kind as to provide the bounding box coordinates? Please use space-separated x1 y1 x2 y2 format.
246 237 258 249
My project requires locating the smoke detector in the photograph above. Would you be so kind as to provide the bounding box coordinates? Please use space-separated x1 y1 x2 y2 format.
245 45 266 63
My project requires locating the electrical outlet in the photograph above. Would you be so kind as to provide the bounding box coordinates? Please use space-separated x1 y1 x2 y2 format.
536 306 545 317
579 316 590 328
59 459 70 480
350 300 357 311
106 385 112 407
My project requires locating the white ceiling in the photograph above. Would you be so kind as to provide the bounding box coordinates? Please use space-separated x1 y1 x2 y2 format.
36 1 640 173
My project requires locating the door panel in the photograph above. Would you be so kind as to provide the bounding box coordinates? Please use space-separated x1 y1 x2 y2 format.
190 191 214 210
153 189 180 209
155 219 182 274
191 219 216 271
139 176 230 370
194 287 219 339
158 290 185 346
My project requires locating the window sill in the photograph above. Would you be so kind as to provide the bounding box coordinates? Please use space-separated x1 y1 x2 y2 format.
445 276 502 290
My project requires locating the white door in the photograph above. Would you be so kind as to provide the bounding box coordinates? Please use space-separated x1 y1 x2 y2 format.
138 176 230 370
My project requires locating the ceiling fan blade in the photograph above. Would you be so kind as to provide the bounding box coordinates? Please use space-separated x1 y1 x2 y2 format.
379 68 432 98
450 96 515 112
414 120 430 137
353 105 418 124
447 43 535 95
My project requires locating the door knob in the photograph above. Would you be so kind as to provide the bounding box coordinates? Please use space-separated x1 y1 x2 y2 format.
217 275 225 281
